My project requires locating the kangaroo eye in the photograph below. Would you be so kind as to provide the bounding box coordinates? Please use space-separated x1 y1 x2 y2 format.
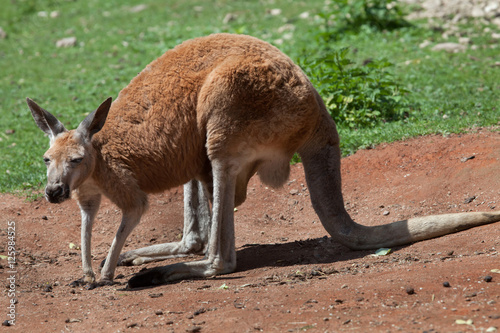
70 158 83 165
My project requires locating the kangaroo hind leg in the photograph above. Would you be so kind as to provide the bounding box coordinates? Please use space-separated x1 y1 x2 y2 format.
117 179 211 266
127 159 237 288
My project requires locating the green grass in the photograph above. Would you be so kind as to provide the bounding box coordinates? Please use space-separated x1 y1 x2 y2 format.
1 0 499 193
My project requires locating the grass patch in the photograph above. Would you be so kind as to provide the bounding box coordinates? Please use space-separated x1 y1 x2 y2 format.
1 0 499 193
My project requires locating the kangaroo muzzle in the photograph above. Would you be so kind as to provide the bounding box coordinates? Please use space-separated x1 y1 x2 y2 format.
45 183 70 203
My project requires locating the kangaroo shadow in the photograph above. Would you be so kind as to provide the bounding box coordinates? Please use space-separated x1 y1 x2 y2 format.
124 236 395 290
235 236 376 272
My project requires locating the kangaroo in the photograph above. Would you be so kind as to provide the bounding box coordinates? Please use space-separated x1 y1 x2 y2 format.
27 33 500 288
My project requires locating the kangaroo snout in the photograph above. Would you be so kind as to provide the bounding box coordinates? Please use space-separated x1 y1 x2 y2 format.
45 183 70 203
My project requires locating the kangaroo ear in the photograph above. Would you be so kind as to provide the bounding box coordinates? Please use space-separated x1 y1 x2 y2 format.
27 98 67 142
76 97 112 140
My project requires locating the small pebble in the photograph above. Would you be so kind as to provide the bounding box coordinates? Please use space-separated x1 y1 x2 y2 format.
443 281 451 288
406 287 415 295
65 318 82 323
194 308 207 316
484 275 493 283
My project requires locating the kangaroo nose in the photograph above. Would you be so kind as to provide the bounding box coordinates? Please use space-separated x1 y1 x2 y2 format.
47 186 63 198
45 184 69 203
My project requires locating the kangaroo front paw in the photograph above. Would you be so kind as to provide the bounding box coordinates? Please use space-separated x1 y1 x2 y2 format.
83 279 119 290
69 273 95 287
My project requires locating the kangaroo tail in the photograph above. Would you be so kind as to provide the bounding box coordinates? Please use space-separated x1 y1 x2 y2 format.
298 99 500 250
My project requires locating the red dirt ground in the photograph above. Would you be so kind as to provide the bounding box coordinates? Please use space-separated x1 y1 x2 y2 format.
1 129 499 332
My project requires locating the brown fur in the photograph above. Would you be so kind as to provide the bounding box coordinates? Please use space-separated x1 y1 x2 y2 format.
91 34 317 209
27 34 500 288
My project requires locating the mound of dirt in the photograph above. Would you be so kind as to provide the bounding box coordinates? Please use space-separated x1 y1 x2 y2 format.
1 129 499 331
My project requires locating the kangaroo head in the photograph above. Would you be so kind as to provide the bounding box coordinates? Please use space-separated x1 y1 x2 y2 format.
27 98 112 203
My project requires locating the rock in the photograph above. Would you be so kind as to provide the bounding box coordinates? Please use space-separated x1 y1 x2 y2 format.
485 1 499 14
492 17 500 28
464 196 476 204
56 37 77 48
65 318 82 323
461 155 475 162
129 4 147 13
422 0 441 12
419 40 432 48
471 7 485 17
406 287 415 295
407 0 500 19
458 37 470 44
299 12 310 19
431 42 466 52
193 308 206 316
269 8 282 16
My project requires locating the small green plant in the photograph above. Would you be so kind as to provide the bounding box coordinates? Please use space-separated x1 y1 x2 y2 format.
300 48 411 129
317 0 411 42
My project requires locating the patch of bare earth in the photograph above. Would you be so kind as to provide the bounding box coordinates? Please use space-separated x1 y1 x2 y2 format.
1 129 499 332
